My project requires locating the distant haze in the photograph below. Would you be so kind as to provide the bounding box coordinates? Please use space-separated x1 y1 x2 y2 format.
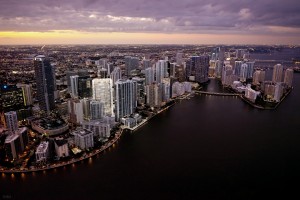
0 0 300 45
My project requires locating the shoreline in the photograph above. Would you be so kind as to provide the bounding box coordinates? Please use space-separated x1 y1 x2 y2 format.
0 95 181 174
239 88 293 110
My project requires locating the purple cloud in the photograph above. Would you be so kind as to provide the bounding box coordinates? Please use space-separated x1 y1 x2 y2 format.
0 0 299 35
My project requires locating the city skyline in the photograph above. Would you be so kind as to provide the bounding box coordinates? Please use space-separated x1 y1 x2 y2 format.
1 0 300 45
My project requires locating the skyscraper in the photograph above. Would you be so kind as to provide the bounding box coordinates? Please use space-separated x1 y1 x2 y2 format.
115 80 137 121
145 67 155 85
155 60 168 83
186 56 209 83
240 63 248 82
284 68 294 88
234 61 243 76
272 64 284 83
142 59 151 70
34 55 55 113
111 67 122 85
78 76 92 98
92 78 114 117
4 111 18 132
16 83 33 106
67 98 84 124
70 75 79 98
176 52 183 65
125 56 139 76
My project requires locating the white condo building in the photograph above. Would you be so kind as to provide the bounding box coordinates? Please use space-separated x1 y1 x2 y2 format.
35 141 50 163
156 60 168 83
272 64 284 83
73 129 94 150
92 78 114 117
82 120 111 138
284 68 294 87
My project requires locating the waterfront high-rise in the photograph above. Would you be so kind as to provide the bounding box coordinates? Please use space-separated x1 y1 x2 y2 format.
253 70 266 85
34 55 55 113
5 127 28 160
284 68 294 88
234 61 243 76
4 111 18 132
92 78 114 117
115 80 137 121
272 64 284 83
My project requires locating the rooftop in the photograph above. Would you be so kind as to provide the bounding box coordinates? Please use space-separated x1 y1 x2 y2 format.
36 141 49 153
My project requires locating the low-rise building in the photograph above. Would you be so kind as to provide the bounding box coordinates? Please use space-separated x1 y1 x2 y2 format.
73 129 94 150
35 141 50 163
81 120 111 138
54 139 69 158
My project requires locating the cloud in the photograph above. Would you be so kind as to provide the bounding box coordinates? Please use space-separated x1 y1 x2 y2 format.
0 0 300 36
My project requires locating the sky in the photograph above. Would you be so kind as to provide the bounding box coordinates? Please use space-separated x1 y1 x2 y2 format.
0 0 300 45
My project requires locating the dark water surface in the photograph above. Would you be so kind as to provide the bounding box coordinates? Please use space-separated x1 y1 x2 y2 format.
1 74 300 200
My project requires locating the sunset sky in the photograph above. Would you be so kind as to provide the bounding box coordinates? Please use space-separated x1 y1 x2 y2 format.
0 0 300 45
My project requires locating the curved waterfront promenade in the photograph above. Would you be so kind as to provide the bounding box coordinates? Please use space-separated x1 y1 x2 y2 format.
0 130 124 174
0 98 179 174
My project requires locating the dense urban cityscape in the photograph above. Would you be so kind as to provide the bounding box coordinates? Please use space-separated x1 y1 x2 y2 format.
0 45 299 173
1 0 300 199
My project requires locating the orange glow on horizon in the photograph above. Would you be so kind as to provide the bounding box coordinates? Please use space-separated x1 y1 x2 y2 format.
0 30 299 45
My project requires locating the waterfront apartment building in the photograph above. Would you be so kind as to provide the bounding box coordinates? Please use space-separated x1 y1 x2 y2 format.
54 139 69 158
115 79 137 121
253 70 266 85
272 64 284 83
81 120 111 138
73 129 94 150
92 78 114 117
4 127 28 160
284 68 294 88
34 55 55 114
4 111 18 132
